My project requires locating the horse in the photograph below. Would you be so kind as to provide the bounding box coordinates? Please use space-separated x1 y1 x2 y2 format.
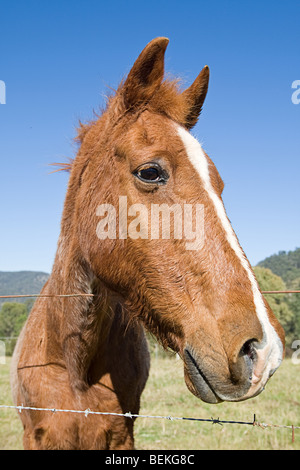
11 37 285 450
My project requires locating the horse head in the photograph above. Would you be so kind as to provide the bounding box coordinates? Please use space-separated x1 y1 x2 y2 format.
64 38 285 403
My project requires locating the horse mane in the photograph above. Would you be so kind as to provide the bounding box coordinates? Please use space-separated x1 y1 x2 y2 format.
49 160 74 173
50 77 188 174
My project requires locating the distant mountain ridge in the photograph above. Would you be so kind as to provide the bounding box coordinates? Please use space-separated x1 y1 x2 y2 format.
0 271 49 305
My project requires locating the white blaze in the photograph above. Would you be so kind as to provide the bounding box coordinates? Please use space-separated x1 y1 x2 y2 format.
176 124 283 379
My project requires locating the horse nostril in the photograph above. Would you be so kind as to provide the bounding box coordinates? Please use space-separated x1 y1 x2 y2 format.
240 339 257 362
239 339 258 380
229 339 258 384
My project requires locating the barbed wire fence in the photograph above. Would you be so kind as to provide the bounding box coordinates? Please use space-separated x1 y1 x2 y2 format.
0 404 299 443
0 291 300 445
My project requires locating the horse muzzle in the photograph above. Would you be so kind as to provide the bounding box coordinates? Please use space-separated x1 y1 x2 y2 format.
183 336 283 404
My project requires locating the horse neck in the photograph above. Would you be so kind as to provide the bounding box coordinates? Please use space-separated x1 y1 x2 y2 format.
45 227 119 391
46 157 96 324
42 151 128 390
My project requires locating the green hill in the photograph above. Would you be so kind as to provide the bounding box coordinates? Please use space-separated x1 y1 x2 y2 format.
257 247 300 287
257 248 300 350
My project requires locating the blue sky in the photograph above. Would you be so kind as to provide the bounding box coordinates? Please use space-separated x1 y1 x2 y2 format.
0 0 299 273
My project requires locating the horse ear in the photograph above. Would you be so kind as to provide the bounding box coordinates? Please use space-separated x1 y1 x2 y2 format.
182 65 210 129
121 37 169 109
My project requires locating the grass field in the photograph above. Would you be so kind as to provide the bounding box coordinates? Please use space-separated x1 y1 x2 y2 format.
0 354 299 450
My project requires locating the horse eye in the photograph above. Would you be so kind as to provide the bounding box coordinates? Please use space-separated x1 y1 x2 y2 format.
139 167 160 181
134 163 168 184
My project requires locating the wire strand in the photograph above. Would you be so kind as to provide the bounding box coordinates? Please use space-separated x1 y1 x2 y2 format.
0 404 299 431
0 291 299 300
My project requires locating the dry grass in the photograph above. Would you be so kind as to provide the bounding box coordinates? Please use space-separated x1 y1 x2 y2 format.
135 354 300 450
0 354 299 450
